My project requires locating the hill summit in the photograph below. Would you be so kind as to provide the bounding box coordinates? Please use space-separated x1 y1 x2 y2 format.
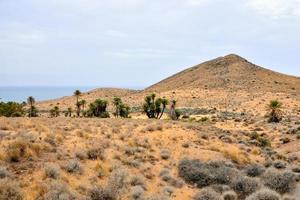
146 54 300 93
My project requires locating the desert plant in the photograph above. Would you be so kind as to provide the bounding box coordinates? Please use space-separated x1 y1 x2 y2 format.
131 186 144 200
113 97 130 118
87 99 110 118
245 188 280 200
222 191 237 200
49 106 60 117
107 169 128 194
262 168 297 194
6 140 30 162
0 179 23 200
65 160 81 173
193 187 221 200
0 102 25 117
80 99 86 112
257 136 271 148
244 164 265 177
74 90 81 117
178 159 239 188
160 149 171 160
143 94 168 119
87 147 104 160
44 164 60 179
267 100 283 123
41 181 75 200
0 167 10 179
231 176 260 198
159 98 169 119
89 186 116 200
27 96 38 117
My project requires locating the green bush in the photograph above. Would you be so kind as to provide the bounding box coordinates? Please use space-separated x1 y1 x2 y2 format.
86 99 110 118
0 102 25 117
267 100 283 123
143 94 168 119
113 97 130 118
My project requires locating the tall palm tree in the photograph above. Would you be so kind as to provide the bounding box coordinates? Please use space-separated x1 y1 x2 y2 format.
74 90 81 104
73 90 81 117
27 96 35 117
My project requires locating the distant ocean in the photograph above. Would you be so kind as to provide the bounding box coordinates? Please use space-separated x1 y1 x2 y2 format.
0 86 97 103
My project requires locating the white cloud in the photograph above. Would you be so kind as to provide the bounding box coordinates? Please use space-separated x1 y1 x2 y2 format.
247 0 300 18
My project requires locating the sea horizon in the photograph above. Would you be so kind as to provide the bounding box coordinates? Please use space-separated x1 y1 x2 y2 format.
0 86 144 103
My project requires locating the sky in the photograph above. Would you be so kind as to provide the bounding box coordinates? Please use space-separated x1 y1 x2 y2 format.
1 0 300 88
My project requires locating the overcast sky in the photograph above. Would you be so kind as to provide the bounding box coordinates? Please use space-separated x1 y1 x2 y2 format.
1 0 300 88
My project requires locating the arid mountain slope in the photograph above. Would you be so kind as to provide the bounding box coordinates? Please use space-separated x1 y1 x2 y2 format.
146 54 300 93
37 54 300 113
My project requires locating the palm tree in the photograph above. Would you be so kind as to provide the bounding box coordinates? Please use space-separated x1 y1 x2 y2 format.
159 98 169 119
74 90 81 104
267 100 283 123
67 107 72 117
73 90 81 117
50 106 60 117
80 99 87 112
27 96 36 117
113 97 122 117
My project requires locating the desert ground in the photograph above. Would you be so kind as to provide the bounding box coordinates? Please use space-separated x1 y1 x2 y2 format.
0 54 299 200
0 109 299 199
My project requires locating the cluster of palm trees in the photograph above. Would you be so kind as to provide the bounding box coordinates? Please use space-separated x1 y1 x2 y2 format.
26 90 284 123
142 93 180 120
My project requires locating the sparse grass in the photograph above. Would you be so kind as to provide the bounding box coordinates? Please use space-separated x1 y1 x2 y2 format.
208 142 250 165
0 117 298 200
6 139 43 162
65 160 82 174
44 164 60 179
87 147 105 160
39 181 75 200
0 179 23 200
89 186 116 200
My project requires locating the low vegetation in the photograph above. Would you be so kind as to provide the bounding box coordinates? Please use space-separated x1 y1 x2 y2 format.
0 87 298 200
0 102 25 117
